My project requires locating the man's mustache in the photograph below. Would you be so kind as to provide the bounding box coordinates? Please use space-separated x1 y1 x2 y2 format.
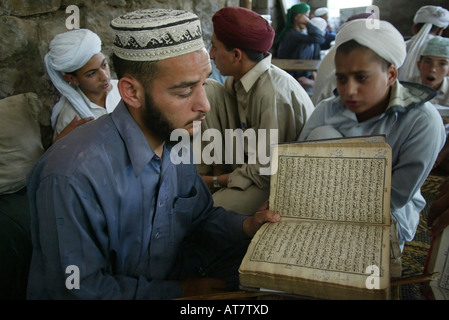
186 113 207 126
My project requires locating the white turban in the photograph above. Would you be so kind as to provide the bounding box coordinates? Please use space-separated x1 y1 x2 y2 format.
399 6 449 81
310 17 327 36
314 7 328 18
334 19 406 68
413 6 449 29
45 29 102 128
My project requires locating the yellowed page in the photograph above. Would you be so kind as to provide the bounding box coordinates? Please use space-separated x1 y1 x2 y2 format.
240 218 390 291
269 141 391 224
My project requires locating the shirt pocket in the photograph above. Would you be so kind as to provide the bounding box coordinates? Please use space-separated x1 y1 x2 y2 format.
172 186 199 236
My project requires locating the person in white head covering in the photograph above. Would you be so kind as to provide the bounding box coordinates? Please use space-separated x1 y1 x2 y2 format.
413 36 449 174
299 19 446 267
313 7 336 50
310 17 327 36
398 5 449 82
45 29 121 141
413 36 449 107
27 8 279 300
311 12 375 105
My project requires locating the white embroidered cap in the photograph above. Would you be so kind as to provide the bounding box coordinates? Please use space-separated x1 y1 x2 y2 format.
110 8 205 61
422 36 449 59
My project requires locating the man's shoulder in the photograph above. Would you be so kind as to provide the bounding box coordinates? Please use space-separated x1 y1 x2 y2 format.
261 65 302 88
40 116 120 176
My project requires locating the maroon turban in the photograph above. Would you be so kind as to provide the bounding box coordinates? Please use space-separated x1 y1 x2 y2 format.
212 6 275 53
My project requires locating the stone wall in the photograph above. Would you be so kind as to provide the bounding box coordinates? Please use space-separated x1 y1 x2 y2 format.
0 0 238 148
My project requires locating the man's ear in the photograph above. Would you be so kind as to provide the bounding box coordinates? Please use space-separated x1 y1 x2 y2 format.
233 48 244 62
387 64 398 86
118 76 144 109
64 73 78 86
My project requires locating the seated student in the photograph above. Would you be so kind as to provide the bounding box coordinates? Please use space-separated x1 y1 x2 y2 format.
0 93 44 299
311 12 374 106
411 36 449 174
45 29 121 141
294 16 327 92
313 7 336 51
298 19 446 261
201 6 314 215
276 2 324 92
398 5 449 82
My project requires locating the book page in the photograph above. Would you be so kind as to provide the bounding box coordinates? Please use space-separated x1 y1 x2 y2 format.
251 219 385 275
241 218 390 290
269 142 391 224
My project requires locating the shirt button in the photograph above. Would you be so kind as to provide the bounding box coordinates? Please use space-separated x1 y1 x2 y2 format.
155 232 160 239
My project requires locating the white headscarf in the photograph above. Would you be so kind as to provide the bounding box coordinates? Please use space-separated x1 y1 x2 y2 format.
399 6 449 82
314 7 328 18
310 17 328 36
334 19 406 68
45 29 102 128
413 5 449 28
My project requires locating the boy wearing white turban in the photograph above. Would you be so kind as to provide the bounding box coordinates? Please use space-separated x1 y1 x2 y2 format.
313 7 336 50
45 29 121 140
398 5 449 82
298 20 446 272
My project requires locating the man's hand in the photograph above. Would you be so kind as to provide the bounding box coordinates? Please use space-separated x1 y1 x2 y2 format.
182 277 227 298
53 115 94 143
297 13 310 25
243 200 281 238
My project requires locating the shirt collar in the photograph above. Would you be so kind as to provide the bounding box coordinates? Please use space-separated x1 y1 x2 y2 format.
111 101 163 177
227 53 272 93
437 76 449 96
76 80 118 111
388 80 437 113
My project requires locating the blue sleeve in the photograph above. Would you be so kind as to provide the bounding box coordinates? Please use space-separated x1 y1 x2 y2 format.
191 171 248 242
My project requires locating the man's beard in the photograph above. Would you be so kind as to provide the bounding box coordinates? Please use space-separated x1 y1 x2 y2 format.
142 92 175 143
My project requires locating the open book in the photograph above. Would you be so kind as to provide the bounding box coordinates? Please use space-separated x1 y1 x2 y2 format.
239 136 392 299
424 226 449 300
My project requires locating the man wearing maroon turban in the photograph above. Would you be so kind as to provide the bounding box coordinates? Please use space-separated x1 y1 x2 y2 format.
199 6 314 216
